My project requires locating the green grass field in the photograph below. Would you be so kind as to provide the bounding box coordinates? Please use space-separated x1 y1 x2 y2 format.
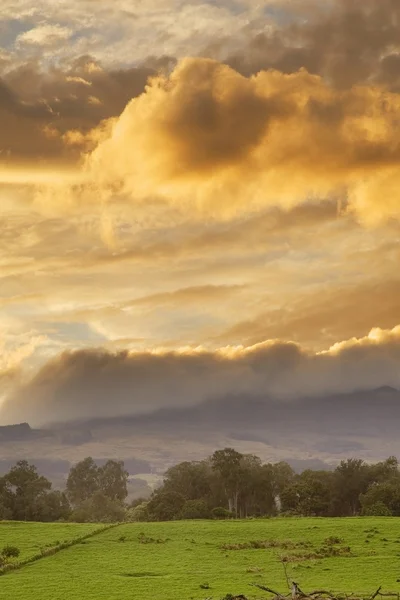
0 521 104 563
1 518 400 600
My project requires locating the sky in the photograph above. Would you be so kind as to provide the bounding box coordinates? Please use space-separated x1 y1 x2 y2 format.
1 0 400 425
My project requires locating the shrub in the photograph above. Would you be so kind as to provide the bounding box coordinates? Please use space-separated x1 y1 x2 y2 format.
200 583 210 590
126 502 150 522
70 492 126 523
1 546 20 559
362 502 392 517
181 500 210 520
212 507 235 519
324 536 343 545
138 533 168 544
221 539 309 551
146 491 185 522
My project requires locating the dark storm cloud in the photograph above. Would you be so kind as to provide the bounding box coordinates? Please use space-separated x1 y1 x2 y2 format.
223 0 400 90
0 55 164 162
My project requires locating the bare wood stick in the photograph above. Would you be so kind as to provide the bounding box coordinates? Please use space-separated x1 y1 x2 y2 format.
252 583 289 599
280 558 292 591
295 583 308 598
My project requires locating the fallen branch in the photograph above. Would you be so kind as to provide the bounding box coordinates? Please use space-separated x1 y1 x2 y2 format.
252 583 289 599
245 584 395 600
308 591 339 600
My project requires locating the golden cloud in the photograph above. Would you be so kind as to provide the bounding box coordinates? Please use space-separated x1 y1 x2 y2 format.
84 58 400 223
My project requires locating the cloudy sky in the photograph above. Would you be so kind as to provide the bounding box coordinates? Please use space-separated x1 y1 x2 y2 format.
1 0 400 425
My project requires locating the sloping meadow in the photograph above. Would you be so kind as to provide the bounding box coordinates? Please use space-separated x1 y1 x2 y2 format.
0 521 105 567
0 518 400 599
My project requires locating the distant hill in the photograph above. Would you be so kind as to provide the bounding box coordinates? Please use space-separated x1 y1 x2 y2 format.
0 423 34 442
1 386 399 475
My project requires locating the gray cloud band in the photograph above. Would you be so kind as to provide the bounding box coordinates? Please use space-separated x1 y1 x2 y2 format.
2 327 400 425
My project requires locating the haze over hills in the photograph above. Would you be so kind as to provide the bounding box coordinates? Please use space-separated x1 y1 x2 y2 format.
1 386 398 486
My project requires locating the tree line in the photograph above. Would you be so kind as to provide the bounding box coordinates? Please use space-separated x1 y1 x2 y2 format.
139 449 400 521
0 458 128 523
1 449 400 522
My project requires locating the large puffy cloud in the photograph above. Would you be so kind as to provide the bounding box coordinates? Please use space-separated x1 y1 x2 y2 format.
85 58 400 223
3 325 400 426
3 0 400 169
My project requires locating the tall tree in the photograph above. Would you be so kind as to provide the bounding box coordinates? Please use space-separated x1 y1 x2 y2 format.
98 460 129 502
163 461 212 501
238 456 275 517
147 490 186 521
5 460 52 521
332 458 369 516
211 448 243 515
66 457 99 506
281 470 334 516
0 476 13 520
271 461 296 498
34 491 71 522
360 480 400 516
368 456 400 485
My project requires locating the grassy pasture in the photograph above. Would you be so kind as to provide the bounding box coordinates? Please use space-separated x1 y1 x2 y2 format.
0 521 103 563
1 518 400 600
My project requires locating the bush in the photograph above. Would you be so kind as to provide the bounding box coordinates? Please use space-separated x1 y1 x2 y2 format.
138 533 168 544
324 536 343 545
70 492 126 523
212 507 235 519
200 583 210 589
181 500 210 520
2 545 20 559
147 491 186 522
126 502 150 522
362 502 392 517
